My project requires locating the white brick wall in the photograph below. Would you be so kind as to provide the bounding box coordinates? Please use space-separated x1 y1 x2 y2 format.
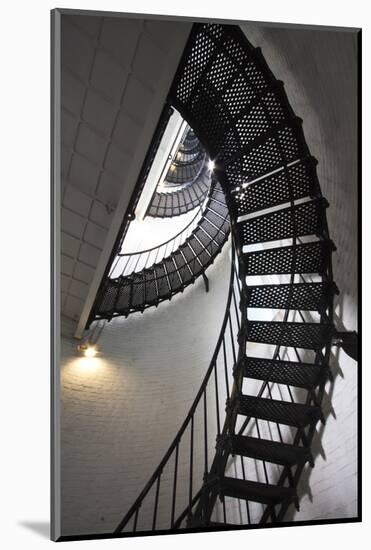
60 14 191 328
59 23 358 536
61 241 232 535
241 24 358 521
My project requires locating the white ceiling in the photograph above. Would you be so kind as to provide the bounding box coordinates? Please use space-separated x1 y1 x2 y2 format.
59 13 191 337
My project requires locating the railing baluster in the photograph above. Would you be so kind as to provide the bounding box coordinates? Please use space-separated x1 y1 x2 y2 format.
144 250 150 270
170 443 179 528
114 248 237 533
203 389 208 477
152 473 161 531
133 252 141 274
222 497 227 523
110 255 121 278
222 337 230 400
189 416 194 515
228 312 237 367
266 383 283 443
277 351 295 404
122 254 132 277
255 419 269 484
133 506 140 532
240 456 250 523
214 361 221 436
232 287 241 331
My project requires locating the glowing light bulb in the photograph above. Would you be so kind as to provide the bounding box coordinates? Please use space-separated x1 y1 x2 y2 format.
84 346 97 358
78 343 98 358
208 159 215 171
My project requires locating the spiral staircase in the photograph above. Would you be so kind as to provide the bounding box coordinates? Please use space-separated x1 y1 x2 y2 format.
146 126 211 218
84 22 348 533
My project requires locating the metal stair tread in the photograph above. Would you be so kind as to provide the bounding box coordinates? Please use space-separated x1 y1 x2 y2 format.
237 394 321 427
229 434 311 466
219 476 296 505
238 197 328 245
246 281 337 311
243 239 335 276
242 356 326 390
245 320 334 350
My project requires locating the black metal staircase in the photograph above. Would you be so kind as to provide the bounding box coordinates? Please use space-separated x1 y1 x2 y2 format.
146 128 211 218
92 179 229 320
110 22 340 533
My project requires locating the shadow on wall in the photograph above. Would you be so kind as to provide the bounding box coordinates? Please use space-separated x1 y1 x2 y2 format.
284 294 357 522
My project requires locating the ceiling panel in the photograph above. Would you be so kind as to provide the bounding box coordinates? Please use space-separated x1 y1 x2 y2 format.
59 12 191 337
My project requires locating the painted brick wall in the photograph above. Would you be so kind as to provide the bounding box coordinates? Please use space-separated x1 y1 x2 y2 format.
241 24 358 521
60 24 358 536
60 240 232 535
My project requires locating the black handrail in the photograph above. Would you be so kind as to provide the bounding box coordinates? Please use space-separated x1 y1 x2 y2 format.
101 20 338 531
114 245 238 533
117 204 204 260
93 179 230 321
164 21 338 527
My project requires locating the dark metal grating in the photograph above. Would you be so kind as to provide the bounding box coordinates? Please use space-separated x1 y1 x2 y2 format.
147 168 210 218
242 356 327 389
131 273 146 308
115 279 132 312
245 320 335 349
239 198 328 245
229 434 311 466
94 181 229 319
230 157 321 217
243 240 335 276
219 477 297 505
247 281 337 311
237 395 321 428
154 264 170 298
164 257 183 292
112 22 339 530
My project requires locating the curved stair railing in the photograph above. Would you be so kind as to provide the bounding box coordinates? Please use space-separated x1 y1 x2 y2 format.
114 246 240 533
92 178 230 321
146 163 210 218
113 205 205 279
114 22 339 531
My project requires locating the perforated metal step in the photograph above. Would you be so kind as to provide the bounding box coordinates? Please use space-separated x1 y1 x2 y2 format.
219 476 297 506
230 157 320 217
237 395 321 428
228 434 311 466
239 198 328 245
243 240 335 276
93 182 229 319
223 118 309 175
245 320 334 350
242 356 327 390
147 172 210 218
247 281 337 311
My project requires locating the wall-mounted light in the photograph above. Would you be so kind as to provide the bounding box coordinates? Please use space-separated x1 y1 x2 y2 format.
77 320 106 359
208 159 215 171
78 343 98 358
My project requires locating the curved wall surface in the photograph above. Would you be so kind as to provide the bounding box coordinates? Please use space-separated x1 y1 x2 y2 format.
241 23 358 521
60 240 231 535
59 21 358 536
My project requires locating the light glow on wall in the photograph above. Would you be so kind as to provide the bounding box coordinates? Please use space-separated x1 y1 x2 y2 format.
77 343 98 359
74 356 102 372
84 346 97 358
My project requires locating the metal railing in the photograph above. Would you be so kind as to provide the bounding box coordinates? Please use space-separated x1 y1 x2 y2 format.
110 204 205 280
115 245 241 533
